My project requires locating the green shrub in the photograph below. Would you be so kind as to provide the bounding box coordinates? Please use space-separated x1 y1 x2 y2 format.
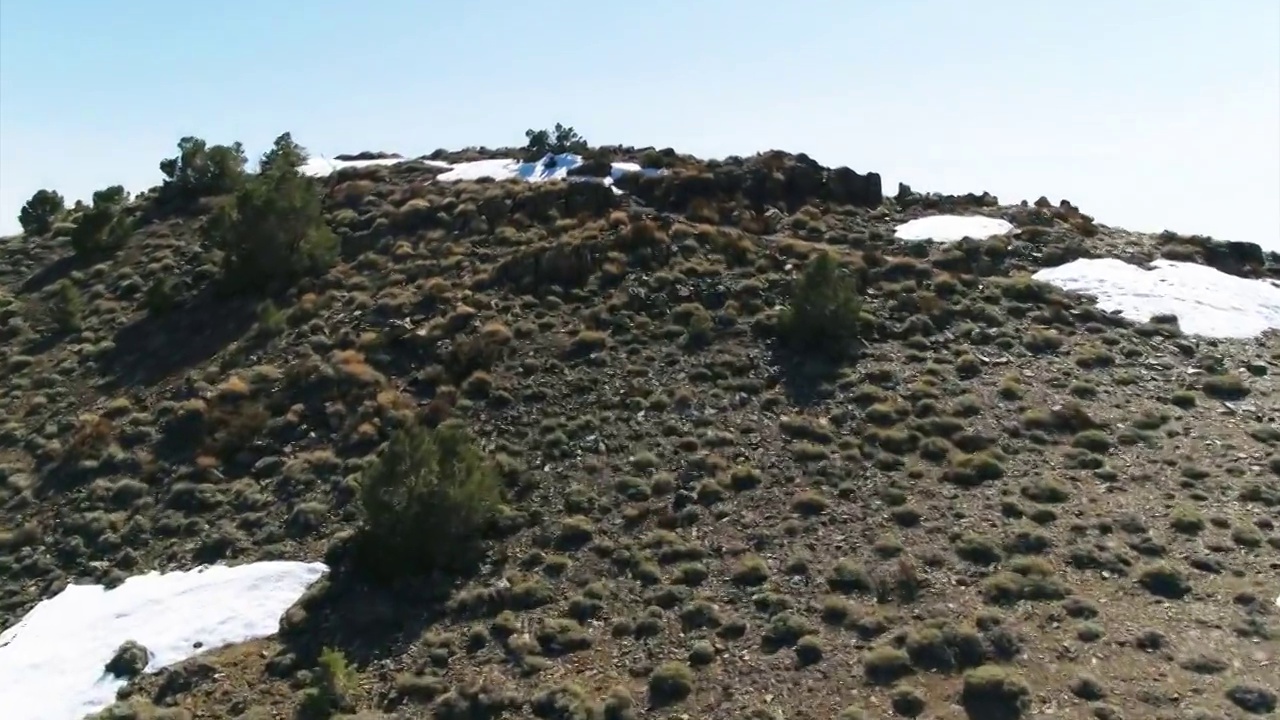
298 647 358 718
523 123 589 161
257 131 307 175
205 133 336 293
777 251 864 356
91 185 129 208
18 188 65 236
143 277 179 315
69 189 133 257
961 665 1031 718
647 661 694 707
50 280 84 332
157 135 247 207
357 420 501 578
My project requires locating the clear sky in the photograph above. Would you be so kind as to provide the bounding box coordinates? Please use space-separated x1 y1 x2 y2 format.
2 0 1277 249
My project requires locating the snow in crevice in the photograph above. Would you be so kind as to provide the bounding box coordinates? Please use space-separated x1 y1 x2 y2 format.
1032 257 1280 339
893 214 1015 242
0 561 327 720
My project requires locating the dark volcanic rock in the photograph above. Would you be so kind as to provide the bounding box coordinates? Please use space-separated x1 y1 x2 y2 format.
332 151 403 162
1158 231 1280 279
104 639 151 678
616 150 883 215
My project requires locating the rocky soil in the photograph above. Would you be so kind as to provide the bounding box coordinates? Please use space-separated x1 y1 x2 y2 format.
1 148 1278 719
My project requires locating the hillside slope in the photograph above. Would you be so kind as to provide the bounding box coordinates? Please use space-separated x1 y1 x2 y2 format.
1 143 1278 720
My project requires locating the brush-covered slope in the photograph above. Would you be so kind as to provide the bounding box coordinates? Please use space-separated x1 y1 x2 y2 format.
1 133 1278 720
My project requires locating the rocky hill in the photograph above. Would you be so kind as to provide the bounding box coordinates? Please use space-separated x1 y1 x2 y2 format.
0 131 1278 720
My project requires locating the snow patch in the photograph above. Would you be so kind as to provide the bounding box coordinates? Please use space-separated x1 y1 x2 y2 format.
433 153 660 185
433 156 557 183
894 215 1015 242
607 161 649 179
300 156 449 177
0 561 327 720
299 152 662 188
1032 258 1280 339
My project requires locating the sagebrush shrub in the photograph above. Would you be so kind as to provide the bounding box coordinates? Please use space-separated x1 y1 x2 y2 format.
357 420 501 577
18 188 65 236
777 251 864 356
205 133 336 292
638 148 679 169
143 277 178 315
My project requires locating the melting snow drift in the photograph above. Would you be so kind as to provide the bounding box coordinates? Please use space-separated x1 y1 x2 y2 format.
1033 258 1280 339
0 561 327 720
894 214 1015 242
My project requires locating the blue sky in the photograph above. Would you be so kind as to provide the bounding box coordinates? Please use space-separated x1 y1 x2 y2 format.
2 0 1277 249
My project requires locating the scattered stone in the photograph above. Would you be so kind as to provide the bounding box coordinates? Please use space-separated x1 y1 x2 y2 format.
104 640 151 679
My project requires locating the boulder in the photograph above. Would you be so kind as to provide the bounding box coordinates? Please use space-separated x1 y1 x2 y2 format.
104 640 151 678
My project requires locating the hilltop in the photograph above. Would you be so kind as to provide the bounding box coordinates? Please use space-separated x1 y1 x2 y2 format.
0 128 1278 720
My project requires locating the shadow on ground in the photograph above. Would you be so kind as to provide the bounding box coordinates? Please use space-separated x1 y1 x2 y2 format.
98 286 259 389
20 254 83 294
272 537 487 674
22 329 74 358
768 344 849 408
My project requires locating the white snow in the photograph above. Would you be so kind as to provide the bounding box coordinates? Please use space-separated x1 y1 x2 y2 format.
300 152 662 188
434 157 555 183
1032 258 1280 339
606 161 649 178
0 561 327 720
299 155 450 177
894 214 1015 242
433 153 660 185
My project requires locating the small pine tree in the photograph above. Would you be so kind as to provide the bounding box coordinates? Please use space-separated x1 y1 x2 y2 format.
524 128 552 160
50 280 84 332
68 188 134 257
91 185 129 208
18 189 66 236
258 131 307 175
777 252 865 357
297 647 359 717
157 136 247 207
357 420 501 578
551 122 587 153
206 133 336 293
523 123 589 161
